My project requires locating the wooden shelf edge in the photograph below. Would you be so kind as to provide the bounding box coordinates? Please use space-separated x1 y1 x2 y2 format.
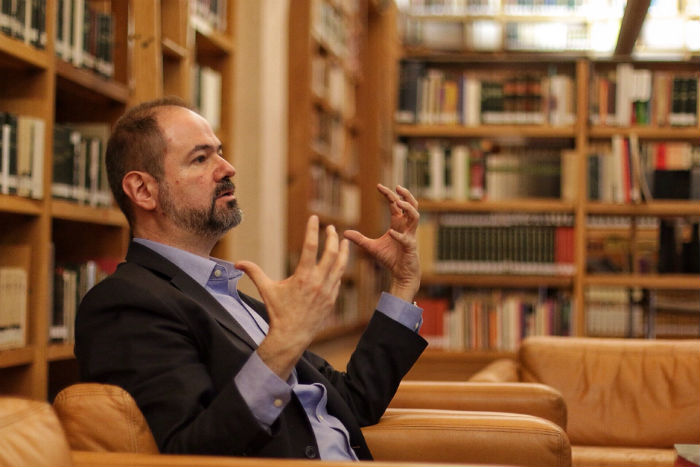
51 200 127 227
0 195 44 216
0 346 35 369
162 37 190 59
0 37 49 69
586 201 700 216
419 198 576 213
396 124 576 138
584 274 700 289
422 274 574 288
589 125 700 139
192 16 234 55
47 342 75 362
55 58 130 104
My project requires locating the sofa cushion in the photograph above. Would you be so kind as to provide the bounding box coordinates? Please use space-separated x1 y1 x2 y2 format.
519 337 700 448
0 397 74 466
572 445 677 467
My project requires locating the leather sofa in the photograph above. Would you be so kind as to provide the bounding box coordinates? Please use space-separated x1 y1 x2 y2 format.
50 382 572 467
466 336 700 467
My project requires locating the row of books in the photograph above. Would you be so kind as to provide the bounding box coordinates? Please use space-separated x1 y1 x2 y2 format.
403 0 623 16
311 0 361 71
0 244 30 351
586 286 700 338
396 62 576 126
192 0 229 32
50 258 119 343
52 122 112 207
312 53 356 121
587 137 700 204
312 109 347 166
192 65 222 132
417 289 573 351
392 140 573 202
586 225 658 274
55 0 115 78
0 0 46 49
419 213 576 276
589 65 699 127
0 112 45 199
308 163 360 225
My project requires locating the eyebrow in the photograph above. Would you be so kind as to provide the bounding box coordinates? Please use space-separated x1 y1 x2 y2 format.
187 144 223 157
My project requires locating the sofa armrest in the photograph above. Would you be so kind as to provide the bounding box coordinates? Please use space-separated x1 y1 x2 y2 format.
468 357 520 382
363 408 571 467
71 450 481 467
390 380 567 429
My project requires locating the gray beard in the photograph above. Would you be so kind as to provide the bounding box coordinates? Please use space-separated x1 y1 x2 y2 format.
158 183 243 239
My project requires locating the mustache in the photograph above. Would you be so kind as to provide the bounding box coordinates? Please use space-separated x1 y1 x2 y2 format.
214 178 235 197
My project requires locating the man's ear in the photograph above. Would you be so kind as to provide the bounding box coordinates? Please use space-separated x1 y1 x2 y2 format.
122 171 158 212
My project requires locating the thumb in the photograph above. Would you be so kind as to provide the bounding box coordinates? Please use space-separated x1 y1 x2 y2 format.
235 260 271 292
343 230 370 249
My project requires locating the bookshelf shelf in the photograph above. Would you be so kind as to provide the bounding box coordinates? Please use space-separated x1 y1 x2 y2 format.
396 124 577 138
47 343 75 362
161 38 189 59
422 274 574 288
55 59 130 104
588 126 700 139
50 201 128 227
585 201 700 216
0 196 43 216
419 199 576 213
193 21 234 56
0 347 35 369
0 37 49 70
585 274 700 289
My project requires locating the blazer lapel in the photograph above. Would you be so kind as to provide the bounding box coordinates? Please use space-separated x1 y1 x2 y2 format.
126 242 259 351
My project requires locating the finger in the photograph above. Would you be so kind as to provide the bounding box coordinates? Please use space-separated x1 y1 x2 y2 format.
235 260 272 293
377 184 403 216
344 229 372 249
317 224 339 275
396 185 419 209
298 215 320 271
388 229 417 249
395 198 420 229
328 238 349 283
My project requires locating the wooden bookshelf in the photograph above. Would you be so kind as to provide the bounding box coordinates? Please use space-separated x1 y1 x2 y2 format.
392 43 700 348
0 0 236 401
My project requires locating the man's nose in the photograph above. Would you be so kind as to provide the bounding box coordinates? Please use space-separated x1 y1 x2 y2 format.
216 155 236 179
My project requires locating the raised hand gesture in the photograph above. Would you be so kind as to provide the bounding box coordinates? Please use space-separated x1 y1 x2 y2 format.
236 216 349 380
344 184 420 303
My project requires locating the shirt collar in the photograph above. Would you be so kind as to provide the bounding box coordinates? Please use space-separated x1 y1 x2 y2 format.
133 238 243 287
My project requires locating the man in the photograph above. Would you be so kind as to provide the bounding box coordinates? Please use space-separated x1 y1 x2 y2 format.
75 97 427 460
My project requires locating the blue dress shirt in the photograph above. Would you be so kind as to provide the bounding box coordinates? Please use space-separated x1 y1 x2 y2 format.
133 238 422 460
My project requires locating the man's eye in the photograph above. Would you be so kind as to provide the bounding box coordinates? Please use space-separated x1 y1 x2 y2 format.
194 155 206 163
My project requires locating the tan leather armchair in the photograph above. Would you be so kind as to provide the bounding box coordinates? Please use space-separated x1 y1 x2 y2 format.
52 382 572 467
466 336 700 467
390 380 567 429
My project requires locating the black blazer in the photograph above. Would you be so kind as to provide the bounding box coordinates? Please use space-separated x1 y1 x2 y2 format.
75 241 427 459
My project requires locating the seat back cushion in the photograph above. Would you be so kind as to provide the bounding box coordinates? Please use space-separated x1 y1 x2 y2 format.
0 397 73 467
53 383 159 453
519 336 700 447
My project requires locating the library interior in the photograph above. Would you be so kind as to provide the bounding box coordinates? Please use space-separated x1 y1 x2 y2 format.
0 1 698 467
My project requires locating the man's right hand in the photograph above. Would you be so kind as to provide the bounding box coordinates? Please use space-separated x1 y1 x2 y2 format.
235 215 349 381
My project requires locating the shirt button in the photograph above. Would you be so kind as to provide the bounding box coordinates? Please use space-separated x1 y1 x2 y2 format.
214 269 222 277
273 398 283 408
305 446 317 458
318 415 324 421
414 322 419 330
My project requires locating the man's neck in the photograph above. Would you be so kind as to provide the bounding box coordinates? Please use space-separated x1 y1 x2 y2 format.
132 226 217 258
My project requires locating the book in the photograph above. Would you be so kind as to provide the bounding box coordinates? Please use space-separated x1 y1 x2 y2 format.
0 244 31 350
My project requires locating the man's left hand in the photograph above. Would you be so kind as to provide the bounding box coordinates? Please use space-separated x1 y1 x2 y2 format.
344 184 420 303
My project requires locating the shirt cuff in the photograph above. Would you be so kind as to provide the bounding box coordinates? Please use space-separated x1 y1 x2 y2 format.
234 351 292 428
376 291 423 333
